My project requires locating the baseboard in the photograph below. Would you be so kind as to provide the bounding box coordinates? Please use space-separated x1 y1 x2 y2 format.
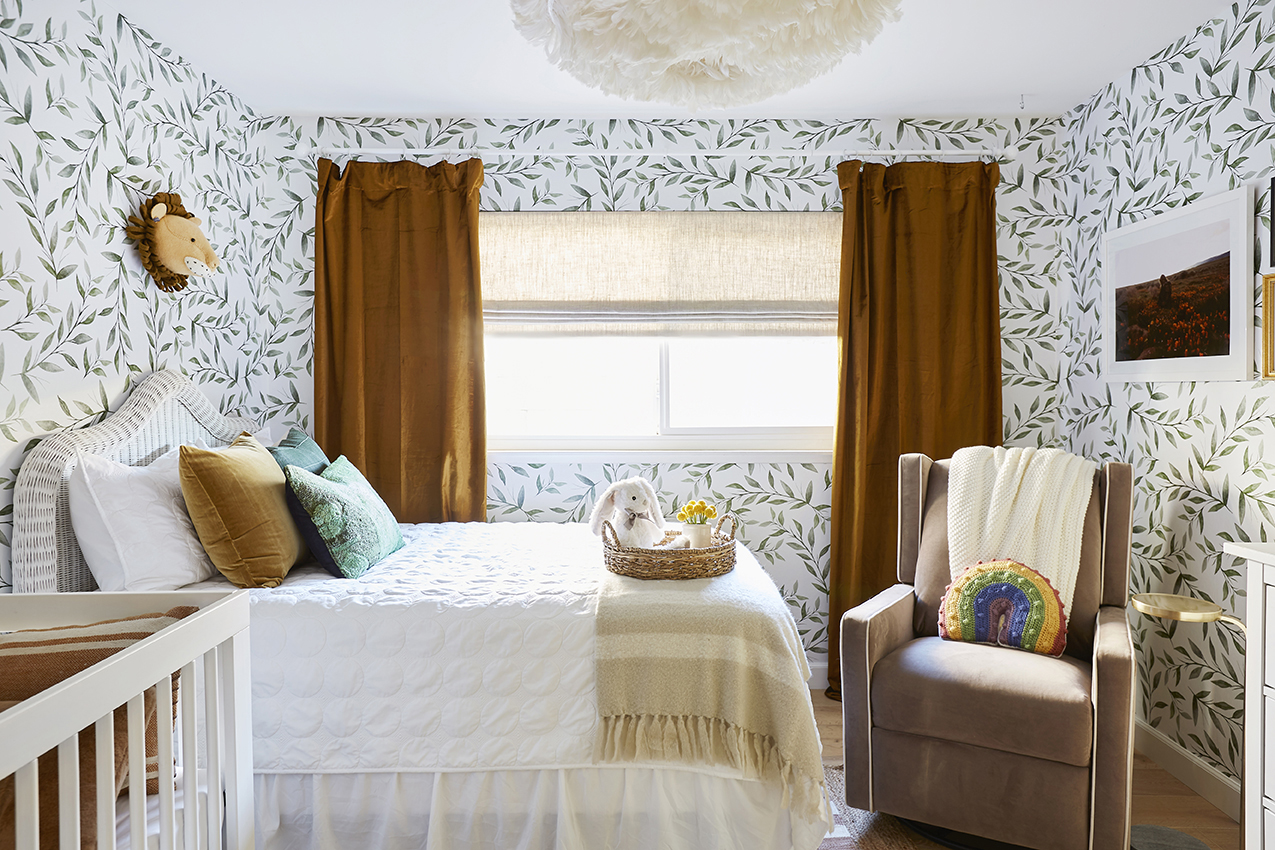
807 657 829 691
1135 719 1240 822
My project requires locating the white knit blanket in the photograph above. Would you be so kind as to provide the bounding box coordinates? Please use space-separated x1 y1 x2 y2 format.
947 446 1097 615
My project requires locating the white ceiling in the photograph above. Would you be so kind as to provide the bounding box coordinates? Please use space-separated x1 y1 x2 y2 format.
101 0 1234 119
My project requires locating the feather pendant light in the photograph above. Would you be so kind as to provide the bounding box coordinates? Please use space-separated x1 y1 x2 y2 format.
511 0 903 109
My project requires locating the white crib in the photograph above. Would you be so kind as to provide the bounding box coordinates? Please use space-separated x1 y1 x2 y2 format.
0 590 252 850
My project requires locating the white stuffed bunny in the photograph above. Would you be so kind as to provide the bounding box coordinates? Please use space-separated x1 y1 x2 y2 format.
589 476 666 548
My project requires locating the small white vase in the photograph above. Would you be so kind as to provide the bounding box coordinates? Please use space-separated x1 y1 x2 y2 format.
683 523 712 549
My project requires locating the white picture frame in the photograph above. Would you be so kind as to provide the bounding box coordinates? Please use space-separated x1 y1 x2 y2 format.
1102 184 1253 382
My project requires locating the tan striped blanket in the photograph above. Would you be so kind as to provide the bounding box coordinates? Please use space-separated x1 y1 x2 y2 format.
0 607 195 850
595 547 831 828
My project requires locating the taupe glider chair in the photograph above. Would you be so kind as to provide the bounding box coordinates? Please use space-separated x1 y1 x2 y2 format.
841 453 1135 850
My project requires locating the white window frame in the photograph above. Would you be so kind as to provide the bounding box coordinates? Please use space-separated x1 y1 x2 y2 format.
486 341 835 452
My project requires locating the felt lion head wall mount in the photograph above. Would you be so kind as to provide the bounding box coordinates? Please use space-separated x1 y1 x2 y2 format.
125 192 219 292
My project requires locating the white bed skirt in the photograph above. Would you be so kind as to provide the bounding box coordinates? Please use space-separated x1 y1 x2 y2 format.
256 767 828 850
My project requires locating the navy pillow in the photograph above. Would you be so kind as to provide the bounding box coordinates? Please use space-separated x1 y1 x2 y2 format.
285 485 342 578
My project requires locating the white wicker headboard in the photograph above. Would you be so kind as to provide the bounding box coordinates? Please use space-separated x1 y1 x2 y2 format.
11 370 259 593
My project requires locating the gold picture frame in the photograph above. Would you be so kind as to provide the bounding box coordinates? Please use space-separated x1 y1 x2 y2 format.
1264 274 1275 379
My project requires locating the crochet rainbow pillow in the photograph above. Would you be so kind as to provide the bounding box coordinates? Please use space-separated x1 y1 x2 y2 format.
939 560 1067 657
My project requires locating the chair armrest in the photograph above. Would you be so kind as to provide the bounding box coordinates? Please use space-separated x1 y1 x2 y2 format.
1091 605 1135 850
840 583 916 811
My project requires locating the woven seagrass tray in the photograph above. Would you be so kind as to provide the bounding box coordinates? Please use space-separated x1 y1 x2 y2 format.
601 515 737 580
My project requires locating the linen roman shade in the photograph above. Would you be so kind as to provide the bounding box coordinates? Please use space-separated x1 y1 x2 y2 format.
479 211 840 335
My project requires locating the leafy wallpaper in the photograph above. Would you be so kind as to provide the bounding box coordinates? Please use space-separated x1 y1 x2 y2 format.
260 114 1071 661
2 0 1260 789
1057 0 1274 782
0 0 1074 664
0 0 308 587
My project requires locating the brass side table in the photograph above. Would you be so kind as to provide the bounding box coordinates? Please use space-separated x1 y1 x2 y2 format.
1130 592 1246 850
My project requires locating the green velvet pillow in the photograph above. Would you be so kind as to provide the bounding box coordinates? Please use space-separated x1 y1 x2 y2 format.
267 427 331 475
284 457 404 579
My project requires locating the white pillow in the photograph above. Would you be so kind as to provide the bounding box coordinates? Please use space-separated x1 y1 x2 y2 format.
254 425 277 446
68 447 218 591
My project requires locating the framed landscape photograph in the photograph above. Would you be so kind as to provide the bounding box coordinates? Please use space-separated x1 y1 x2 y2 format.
1103 184 1253 382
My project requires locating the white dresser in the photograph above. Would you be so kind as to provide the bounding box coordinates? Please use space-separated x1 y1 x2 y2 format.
1222 540 1272 850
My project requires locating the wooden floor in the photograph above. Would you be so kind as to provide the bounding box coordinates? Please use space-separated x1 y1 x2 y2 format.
812 688 843 764
1130 751 1239 850
811 690 1240 850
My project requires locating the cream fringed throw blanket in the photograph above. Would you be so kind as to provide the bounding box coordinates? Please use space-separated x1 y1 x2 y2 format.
595 548 832 829
947 446 1097 615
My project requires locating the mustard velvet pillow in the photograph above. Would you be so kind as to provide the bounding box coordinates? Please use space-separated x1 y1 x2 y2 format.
180 434 306 587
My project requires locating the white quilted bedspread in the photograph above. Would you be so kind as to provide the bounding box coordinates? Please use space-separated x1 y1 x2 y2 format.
189 522 602 773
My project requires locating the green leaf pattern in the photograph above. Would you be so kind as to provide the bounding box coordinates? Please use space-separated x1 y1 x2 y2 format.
1060 0 1274 782
28 0 1249 752
7 0 1264 783
0 0 311 589
272 116 1070 661
0 0 1070 620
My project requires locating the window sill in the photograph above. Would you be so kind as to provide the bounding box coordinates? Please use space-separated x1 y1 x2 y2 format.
488 430 832 454
488 448 834 464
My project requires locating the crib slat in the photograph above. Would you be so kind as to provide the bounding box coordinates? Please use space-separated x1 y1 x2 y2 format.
203 646 222 850
15 759 38 850
0 591 251 850
222 631 254 850
57 735 79 850
180 660 199 850
0 591 249 778
127 693 146 850
96 713 117 850
156 674 176 850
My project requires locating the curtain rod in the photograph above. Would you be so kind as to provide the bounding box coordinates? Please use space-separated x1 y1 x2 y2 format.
310 146 1015 161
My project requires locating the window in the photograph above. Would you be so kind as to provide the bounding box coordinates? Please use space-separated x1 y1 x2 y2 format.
663 337 836 431
485 336 837 450
486 336 660 439
480 211 840 450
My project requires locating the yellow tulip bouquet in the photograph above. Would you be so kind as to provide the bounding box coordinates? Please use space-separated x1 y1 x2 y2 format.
676 500 717 525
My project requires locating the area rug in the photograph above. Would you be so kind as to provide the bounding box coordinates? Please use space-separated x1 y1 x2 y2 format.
820 763 939 849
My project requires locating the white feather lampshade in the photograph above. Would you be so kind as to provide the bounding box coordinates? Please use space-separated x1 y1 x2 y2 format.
511 0 903 109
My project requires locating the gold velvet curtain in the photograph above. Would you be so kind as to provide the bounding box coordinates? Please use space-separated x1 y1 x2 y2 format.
314 157 486 523
826 160 1002 699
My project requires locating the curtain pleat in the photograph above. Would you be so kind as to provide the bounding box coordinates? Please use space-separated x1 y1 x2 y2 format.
825 160 1002 699
314 157 486 523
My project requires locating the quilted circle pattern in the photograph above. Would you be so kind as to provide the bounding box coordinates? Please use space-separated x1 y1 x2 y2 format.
198 522 602 771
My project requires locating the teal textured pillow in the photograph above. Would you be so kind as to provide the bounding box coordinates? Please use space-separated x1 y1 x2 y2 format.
284 457 404 579
268 428 331 475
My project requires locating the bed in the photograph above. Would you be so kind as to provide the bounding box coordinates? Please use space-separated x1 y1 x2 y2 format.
0 588 251 850
10 369 831 850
